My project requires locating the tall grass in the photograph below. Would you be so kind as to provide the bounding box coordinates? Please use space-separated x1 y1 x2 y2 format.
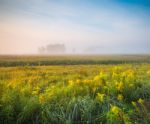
0 64 150 124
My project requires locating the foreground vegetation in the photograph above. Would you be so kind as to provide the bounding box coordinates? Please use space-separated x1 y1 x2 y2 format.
0 64 150 124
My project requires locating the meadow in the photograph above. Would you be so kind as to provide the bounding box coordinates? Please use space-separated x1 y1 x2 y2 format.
0 55 150 67
0 55 150 124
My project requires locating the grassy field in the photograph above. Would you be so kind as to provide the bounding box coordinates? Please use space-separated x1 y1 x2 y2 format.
0 55 150 67
0 55 150 124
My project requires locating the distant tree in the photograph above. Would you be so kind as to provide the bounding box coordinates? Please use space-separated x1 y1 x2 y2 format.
46 44 66 54
38 44 66 54
38 47 45 54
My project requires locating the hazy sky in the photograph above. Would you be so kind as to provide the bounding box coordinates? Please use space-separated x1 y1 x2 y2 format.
0 0 150 54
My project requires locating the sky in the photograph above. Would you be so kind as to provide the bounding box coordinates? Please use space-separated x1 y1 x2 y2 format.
0 0 150 54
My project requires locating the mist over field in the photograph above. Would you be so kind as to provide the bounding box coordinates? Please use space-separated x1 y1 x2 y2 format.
0 0 150 55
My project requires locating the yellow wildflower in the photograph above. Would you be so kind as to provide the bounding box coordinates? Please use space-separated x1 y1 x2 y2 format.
113 66 122 72
45 88 51 93
32 86 40 95
131 101 136 107
127 70 134 79
94 75 100 81
76 79 81 84
116 82 124 91
68 80 74 86
83 79 91 84
138 98 144 104
99 71 107 79
39 95 46 104
147 70 150 75
32 90 39 95
7 83 12 88
35 86 40 91
97 93 105 102
112 72 118 79
111 105 121 115
117 94 124 101
121 72 127 77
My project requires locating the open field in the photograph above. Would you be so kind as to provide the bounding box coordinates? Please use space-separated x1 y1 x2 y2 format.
0 55 150 124
0 55 150 67
1 0 150 123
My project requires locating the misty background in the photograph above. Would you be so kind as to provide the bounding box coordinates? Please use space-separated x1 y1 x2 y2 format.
0 0 150 55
